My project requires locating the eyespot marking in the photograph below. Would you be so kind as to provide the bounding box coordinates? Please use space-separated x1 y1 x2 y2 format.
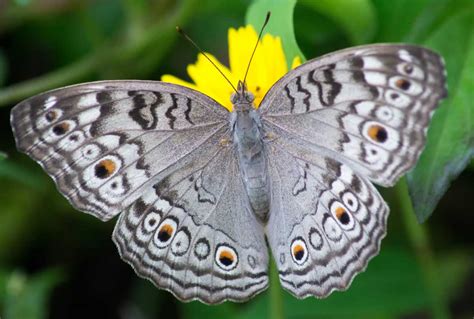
395 78 411 90
143 212 161 232
215 244 238 271
342 191 359 212
290 238 308 265
368 124 388 143
45 110 58 122
335 206 350 225
52 122 70 135
94 159 117 179
309 228 323 250
403 64 414 74
158 224 174 242
171 227 191 256
194 238 210 260
247 255 256 268
154 217 178 248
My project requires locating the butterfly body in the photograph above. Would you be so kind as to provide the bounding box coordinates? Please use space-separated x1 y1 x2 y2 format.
232 82 270 221
10 44 447 304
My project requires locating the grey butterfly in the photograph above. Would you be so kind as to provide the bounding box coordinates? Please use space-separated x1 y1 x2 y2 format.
10 44 447 304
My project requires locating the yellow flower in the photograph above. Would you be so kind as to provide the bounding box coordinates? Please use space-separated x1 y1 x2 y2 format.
162 25 301 111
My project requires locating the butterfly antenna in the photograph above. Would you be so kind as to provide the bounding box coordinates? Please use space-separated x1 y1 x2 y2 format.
176 26 238 94
242 11 271 86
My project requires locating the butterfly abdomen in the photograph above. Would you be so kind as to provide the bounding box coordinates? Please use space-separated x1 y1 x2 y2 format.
233 108 270 222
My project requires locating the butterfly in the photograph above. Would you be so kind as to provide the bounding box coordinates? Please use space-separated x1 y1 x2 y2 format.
10 42 447 304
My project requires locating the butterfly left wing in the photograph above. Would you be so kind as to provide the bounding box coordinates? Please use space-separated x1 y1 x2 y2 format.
259 44 447 187
113 143 269 304
10 81 229 221
265 138 388 298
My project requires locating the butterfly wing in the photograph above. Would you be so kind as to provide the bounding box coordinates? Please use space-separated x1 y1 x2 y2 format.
11 80 269 303
266 136 388 298
113 144 269 303
259 44 446 298
11 81 228 221
260 44 447 186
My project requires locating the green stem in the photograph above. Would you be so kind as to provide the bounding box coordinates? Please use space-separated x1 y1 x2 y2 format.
269 259 285 319
0 0 197 108
394 178 450 319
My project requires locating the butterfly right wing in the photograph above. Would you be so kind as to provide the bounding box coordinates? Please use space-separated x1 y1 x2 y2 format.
259 44 447 187
112 141 269 304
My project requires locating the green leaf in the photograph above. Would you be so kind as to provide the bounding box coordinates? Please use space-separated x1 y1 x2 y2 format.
0 159 46 189
2 269 63 319
299 0 376 45
182 300 238 319
372 0 433 41
240 248 431 318
407 6 474 222
246 0 306 66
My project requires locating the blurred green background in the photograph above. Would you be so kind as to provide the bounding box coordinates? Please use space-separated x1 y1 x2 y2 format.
0 0 473 318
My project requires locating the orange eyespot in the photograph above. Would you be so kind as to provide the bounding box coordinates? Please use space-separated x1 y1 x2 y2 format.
215 245 238 270
157 224 174 242
335 206 350 225
395 78 411 90
219 250 234 266
52 122 70 135
45 110 57 122
368 124 388 143
292 244 305 260
94 159 116 179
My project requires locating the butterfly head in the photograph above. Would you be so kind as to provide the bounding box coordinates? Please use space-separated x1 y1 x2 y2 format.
231 81 255 111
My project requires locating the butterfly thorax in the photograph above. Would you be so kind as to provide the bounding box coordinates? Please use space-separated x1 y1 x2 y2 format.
231 85 270 223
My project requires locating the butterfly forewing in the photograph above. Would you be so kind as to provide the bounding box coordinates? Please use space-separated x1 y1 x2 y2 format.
10 81 228 220
260 44 447 186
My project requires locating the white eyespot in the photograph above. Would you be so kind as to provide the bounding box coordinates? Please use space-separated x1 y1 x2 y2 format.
215 244 238 271
385 89 411 108
194 238 210 260
290 238 309 265
308 228 323 251
171 228 191 256
81 144 101 161
143 212 161 232
342 191 359 212
375 106 394 122
323 215 343 242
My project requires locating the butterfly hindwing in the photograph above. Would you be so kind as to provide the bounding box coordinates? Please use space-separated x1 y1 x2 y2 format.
113 145 269 303
260 44 447 186
10 81 228 220
266 139 388 298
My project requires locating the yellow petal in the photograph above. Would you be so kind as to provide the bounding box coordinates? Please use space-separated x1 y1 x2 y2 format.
229 25 258 82
161 25 302 111
187 53 237 110
160 75 199 91
291 56 302 69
